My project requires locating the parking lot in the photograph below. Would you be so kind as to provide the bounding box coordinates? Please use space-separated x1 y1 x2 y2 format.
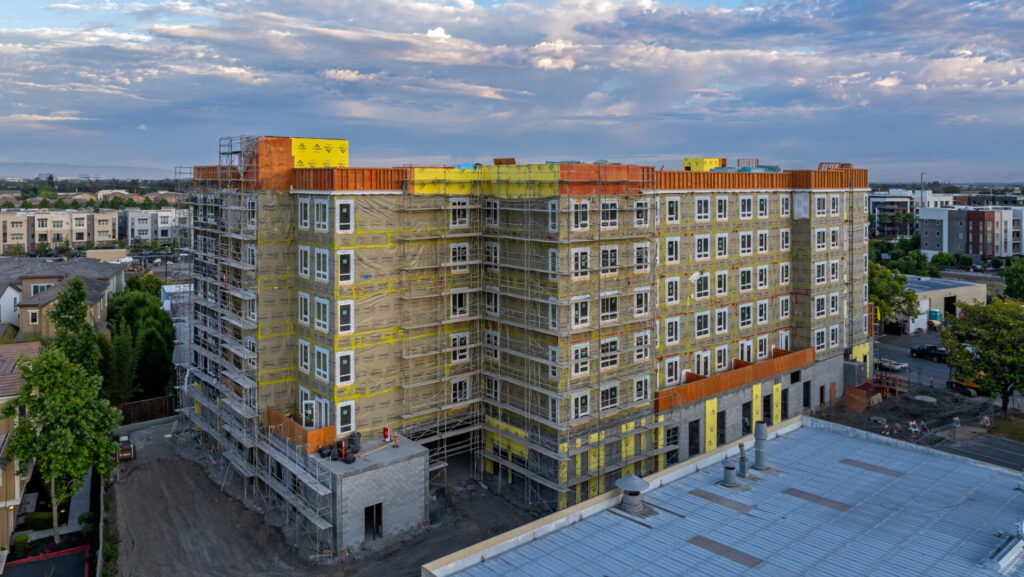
874 331 953 389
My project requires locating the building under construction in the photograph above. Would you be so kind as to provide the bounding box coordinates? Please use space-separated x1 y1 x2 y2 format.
180 136 872 556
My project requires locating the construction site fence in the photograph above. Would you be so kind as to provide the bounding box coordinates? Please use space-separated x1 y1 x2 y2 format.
117 395 175 425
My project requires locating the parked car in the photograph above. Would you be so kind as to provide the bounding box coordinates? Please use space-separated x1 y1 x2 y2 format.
117 433 135 461
875 358 909 371
910 344 948 362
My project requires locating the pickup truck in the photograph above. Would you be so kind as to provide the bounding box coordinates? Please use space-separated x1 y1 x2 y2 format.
875 358 909 372
117 433 135 462
910 344 948 362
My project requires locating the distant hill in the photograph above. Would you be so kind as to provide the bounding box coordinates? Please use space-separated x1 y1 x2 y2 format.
0 161 172 180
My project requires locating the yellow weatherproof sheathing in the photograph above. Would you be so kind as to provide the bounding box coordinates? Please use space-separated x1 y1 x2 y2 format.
291 138 349 168
704 397 718 453
752 383 762 424
772 382 782 425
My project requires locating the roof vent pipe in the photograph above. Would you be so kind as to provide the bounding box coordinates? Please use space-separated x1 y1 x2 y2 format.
738 445 748 478
616 474 650 515
722 460 739 488
753 420 768 470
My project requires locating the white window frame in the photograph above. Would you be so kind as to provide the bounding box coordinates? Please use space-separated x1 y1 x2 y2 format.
314 345 329 382
780 195 791 217
666 316 680 344
600 200 618 229
450 197 469 228
484 199 500 227
739 267 752 292
450 332 469 363
548 248 559 281
830 260 840 282
600 296 618 323
815 195 827 217
666 277 680 304
665 357 681 386
634 331 650 362
739 303 752 328
634 376 650 401
336 199 353 233
716 196 728 221
572 299 590 328
634 199 650 227
830 324 840 348
450 291 468 318
336 350 353 385
757 229 769 254
757 195 769 218
665 197 680 224
738 339 752 362
695 311 710 338
695 196 711 222
600 245 618 277
830 227 840 249
779 330 790 351
313 198 329 232
757 299 769 325
666 237 680 264
757 335 769 359
739 196 753 220
779 296 791 319
634 289 650 317
314 248 330 282
484 242 500 271
600 337 619 371
572 344 590 377
484 291 500 316
298 339 310 373
739 231 753 256
779 262 790 286
548 199 560 232
715 345 729 371
715 307 729 334
830 292 840 316
716 270 728 296
450 242 469 273
815 228 827 251
831 194 841 216
572 248 590 280
314 296 329 332
634 242 650 272
451 378 470 404
815 328 827 351
298 198 310 229
298 245 310 278
694 350 710 376
298 292 310 325
716 233 729 259
336 401 355 435
757 265 769 289
695 272 710 299
695 234 710 261
572 392 590 419
815 295 827 318
338 300 353 334
815 262 827 284
780 228 790 252
484 330 500 360
573 199 590 230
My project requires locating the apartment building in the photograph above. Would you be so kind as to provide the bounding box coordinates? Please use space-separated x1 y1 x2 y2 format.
0 342 42 570
0 209 118 254
920 206 1024 262
121 207 189 246
183 136 871 557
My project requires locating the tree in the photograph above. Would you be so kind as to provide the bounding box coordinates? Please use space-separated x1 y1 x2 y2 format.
957 254 974 267
942 299 1024 414
2 348 121 544
98 319 137 405
1004 261 1024 300
932 252 955 268
869 262 918 324
108 291 175 398
19 200 31 209
991 257 1004 269
889 251 939 277
49 278 101 376
38 199 51 209
0 200 13 209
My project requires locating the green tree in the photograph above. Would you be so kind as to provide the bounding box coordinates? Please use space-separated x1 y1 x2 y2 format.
98 320 137 405
869 262 918 324
1 200 13 209
1003 261 1024 300
991 257 1004 269
108 291 175 398
942 299 1024 414
2 348 121 543
957 255 974 267
38 199 51 209
37 241 50 253
889 251 939 277
49 277 101 375
19 200 31 209
932 252 955 268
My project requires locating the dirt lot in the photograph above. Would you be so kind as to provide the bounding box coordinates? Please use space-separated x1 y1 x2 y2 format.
110 421 533 577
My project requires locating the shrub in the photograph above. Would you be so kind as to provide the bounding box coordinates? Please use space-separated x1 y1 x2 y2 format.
24 511 52 531
11 534 28 557
991 258 1004 269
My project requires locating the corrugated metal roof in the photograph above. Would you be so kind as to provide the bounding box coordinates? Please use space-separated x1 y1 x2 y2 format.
444 423 1024 577
905 275 980 292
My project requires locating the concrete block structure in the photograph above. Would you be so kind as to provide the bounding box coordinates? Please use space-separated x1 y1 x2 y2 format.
181 136 871 557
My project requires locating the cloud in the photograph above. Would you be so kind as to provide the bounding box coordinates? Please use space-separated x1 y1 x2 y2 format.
426 27 451 42
323 69 379 82
46 2 90 10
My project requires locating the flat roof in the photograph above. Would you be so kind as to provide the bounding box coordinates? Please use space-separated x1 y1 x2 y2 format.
905 275 980 292
430 419 1024 577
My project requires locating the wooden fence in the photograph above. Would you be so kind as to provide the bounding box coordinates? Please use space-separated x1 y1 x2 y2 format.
116 395 175 425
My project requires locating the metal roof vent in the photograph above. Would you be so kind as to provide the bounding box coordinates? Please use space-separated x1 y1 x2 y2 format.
616 474 650 515
985 521 1024 574
753 420 769 471
721 459 740 488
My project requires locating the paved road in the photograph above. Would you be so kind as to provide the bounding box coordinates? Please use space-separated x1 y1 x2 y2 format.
874 331 952 389
941 434 1024 471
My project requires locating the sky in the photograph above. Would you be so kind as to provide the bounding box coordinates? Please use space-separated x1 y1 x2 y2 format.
1 0 1022 182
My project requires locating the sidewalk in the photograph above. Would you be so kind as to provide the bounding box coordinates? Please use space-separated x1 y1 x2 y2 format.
21 468 91 542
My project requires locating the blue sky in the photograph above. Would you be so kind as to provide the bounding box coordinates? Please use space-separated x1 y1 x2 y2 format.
1 0 1022 181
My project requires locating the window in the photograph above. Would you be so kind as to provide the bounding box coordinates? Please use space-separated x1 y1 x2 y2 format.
830 292 840 315
815 195 827 217
600 296 618 323
739 304 752 328
666 237 680 263
486 377 499 400
757 335 769 359
831 194 841 216
739 267 752 291
314 346 329 382
815 262 826 284
314 248 329 281
779 330 790 351
336 200 353 233
634 331 650 361
298 292 310 325
484 291 500 316
740 196 753 219
450 198 469 228
695 273 710 299
485 199 500 227
549 303 559 330
312 199 329 232
600 200 618 229
634 242 650 272
863 225 868 244
337 250 353 284
695 196 711 221
450 332 469 363
484 330 500 360
600 245 618 276
780 195 791 217
716 271 728 295
298 246 310 277
30 284 52 296
451 292 468 317
779 296 790 319
666 317 680 344
815 329 827 351
634 290 650 317
600 338 619 370
757 230 769 253
757 299 769 325
863 254 869 274
757 195 769 218
572 392 590 418
666 197 679 223
337 351 353 385
314 297 329 332
830 325 840 348
634 200 650 227
451 243 469 273
548 199 560 232
864 313 870 334
739 231 753 255
779 228 790 251
484 242 500 270
830 260 840 282
693 350 710 376
757 265 769 289
548 347 558 380
247 245 257 266
695 311 710 338
815 228 826 250
716 233 729 258
338 300 353 334
716 196 728 221
548 248 559 281
665 357 681 385
738 339 752 362
715 307 729 334
572 344 590 377
572 248 589 279
28 310 39 325
863 285 869 304
815 295 826 318
572 299 590 328
336 401 354 435
450 378 469 404
695 234 710 260
298 198 310 229
830 227 840 249
298 339 310 373
634 376 650 401
715 345 729 371
779 262 790 285
656 279 676 307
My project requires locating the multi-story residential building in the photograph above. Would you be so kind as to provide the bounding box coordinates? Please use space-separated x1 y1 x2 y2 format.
0 209 118 254
0 211 30 254
0 342 42 570
121 207 189 246
182 136 871 556
868 193 914 238
920 206 1024 262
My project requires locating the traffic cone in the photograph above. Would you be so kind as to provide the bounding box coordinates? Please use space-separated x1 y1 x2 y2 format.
393 434 399 448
